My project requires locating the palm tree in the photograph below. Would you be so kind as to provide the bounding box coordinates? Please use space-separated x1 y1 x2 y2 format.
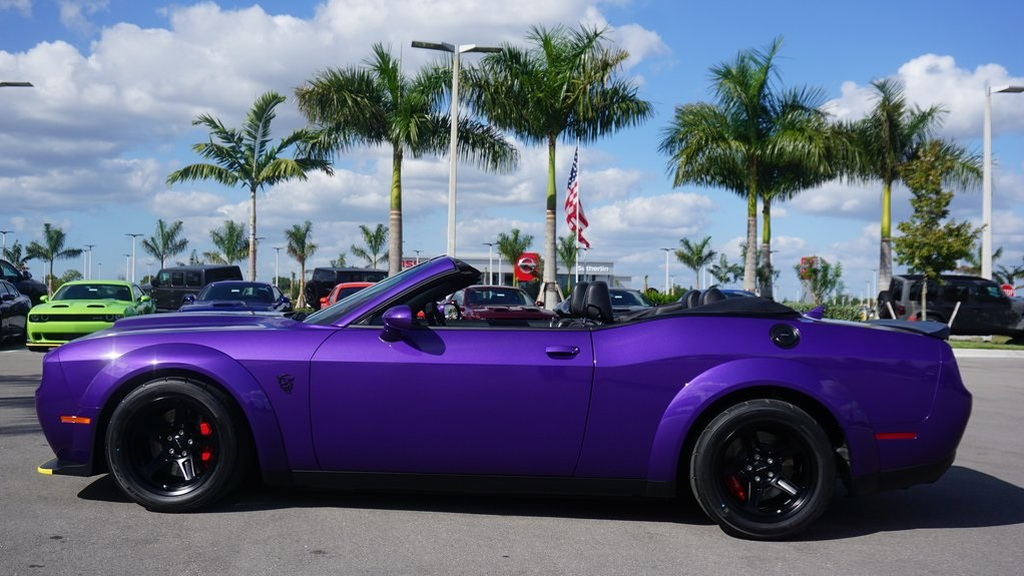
463 24 653 307
25 223 82 294
141 219 189 269
2 240 29 268
167 91 333 281
205 220 249 265
851 78 980 290
675 236 717 290
295 43 518 277
285 221 317 308
351 224 388 268
709 253 744 286
330 253 348 267
496 229 534 287
659 38 842 295
557 234 579 289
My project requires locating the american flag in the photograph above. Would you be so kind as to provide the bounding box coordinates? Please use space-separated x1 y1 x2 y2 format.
564 146 590 248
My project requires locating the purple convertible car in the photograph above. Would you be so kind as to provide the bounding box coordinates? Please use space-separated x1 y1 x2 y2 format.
35 257 971 540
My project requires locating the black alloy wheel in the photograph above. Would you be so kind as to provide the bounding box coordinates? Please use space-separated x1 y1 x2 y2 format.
690 399 835 540
106 378 250 512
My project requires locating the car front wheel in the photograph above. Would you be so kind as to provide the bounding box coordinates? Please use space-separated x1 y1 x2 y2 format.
105 378 250 512
690 399 835 540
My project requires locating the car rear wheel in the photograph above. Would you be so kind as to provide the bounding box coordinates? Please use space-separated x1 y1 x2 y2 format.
690 399 834 540
105 378 250 512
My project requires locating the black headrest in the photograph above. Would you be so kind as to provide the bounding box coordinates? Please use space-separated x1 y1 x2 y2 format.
699 287 726 306
679 289 701 309
584 281 614 323
568 282 589 316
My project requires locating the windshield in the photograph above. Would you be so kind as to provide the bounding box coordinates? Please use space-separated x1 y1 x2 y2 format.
610 289 648 307
201 283 273 303
466 288 532 306
53 283 131 301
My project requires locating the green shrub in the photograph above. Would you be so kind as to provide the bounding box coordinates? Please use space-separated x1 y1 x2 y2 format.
783 301 864 322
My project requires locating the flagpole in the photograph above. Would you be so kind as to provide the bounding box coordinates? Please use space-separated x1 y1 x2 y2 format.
574 142 580 284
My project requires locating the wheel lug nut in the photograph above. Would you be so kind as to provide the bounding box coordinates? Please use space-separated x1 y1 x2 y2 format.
169 448 175 455
767 458 774 464
746 465 753 471
754 476 761 482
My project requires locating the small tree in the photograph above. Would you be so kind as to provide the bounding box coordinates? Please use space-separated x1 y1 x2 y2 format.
557 235 579 290
286 221 317 308
496 229 534 287
794 256 844 305
205 220 248 265
351 224 388 268
142 219 189 269
26 223 82 295
330 253 348 267
893 141 981 318
709 253 743 286
675 236 716 290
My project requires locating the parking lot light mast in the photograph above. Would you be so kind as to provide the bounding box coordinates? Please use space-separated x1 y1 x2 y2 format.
661 248 672 295
982 84 1024 280
0 230 13 253
126 233 143 283
483 242 495 284
411 40 501 258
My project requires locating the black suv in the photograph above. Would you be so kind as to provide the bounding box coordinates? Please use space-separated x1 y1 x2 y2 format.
878 274 1024 337
304 267 387 310
1 258 47 305
149 264 244 312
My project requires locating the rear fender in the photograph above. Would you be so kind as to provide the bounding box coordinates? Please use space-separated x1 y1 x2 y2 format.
81 343 288 476
645 357 877 483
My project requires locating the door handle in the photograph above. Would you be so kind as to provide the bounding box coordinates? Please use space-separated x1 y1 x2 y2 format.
545 345 581 358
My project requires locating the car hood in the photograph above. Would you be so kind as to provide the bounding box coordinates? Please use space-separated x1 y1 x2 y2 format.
31 300 132 312
179 300 277 312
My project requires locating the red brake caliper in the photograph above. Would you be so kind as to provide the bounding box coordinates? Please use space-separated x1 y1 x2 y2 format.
198 421 214 462
726 475 747 502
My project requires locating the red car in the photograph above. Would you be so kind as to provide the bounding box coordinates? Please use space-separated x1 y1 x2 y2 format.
319 282 375 308
444 285 556 321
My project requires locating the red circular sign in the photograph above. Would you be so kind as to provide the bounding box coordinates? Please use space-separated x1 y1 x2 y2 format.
1000 283 1015 297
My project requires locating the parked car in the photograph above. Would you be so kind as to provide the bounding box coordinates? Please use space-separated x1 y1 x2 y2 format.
26 280 154 351
304 267 387 310
148 265 243 312
178 281 291 313
35 256 971 540
877 274 1024 337
319 282 375 309
443 285 556 322
1 257 47 305
0 279 31 344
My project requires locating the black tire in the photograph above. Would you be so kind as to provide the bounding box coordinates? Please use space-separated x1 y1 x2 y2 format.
105 378 250 512
690 399 835 540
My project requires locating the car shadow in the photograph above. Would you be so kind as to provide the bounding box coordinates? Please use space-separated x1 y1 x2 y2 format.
77 465 1024 539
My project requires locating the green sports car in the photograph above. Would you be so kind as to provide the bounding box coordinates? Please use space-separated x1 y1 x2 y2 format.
27 280 154 352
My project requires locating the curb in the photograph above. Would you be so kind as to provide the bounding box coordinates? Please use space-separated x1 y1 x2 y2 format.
952 348 1024 359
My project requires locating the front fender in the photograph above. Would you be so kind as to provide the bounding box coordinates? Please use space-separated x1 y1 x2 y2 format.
81 343 289 477
646 357 877 484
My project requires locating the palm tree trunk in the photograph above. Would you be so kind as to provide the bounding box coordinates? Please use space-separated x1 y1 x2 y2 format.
878 180 893 293
248 186 258 281
388 147 403 276
542 136 559 309
743 192 758 293
760 198 774 300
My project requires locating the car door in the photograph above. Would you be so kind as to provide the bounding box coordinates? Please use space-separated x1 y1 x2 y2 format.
309 323 594 477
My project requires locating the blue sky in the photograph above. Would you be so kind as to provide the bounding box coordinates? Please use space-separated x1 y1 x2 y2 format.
2 0 1023 300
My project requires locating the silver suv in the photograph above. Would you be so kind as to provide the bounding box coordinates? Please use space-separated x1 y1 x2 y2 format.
877 274 1024 337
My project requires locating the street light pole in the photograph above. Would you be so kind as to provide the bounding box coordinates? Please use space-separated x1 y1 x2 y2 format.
126 233 142 283
661 248 672 295
982 84 1024 280
273 247 282 288
411 40 501 258
483 242 495 284
0 230 12 253
84 244 96 280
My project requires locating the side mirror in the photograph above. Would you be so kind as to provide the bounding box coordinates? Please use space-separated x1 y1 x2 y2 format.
140 295 151 302
380 305 413 343
1 293 12 301
20 270 33 279
182 294 196 304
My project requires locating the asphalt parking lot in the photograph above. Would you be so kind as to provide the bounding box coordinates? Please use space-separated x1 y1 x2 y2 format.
1 345 1022 575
